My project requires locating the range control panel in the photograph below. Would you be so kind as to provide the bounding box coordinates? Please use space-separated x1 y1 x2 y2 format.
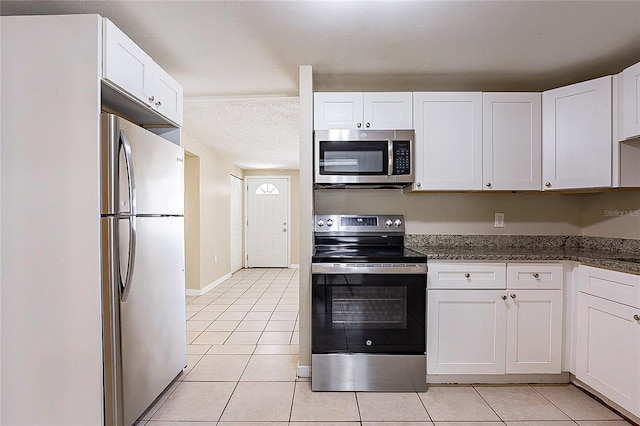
315 214 405 234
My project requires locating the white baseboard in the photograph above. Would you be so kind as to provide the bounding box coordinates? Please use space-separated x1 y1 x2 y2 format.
185 272 232 296
290 264 300 269
297 364 311 378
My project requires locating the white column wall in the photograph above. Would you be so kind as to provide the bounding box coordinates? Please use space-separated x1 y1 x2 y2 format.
1 15 104 424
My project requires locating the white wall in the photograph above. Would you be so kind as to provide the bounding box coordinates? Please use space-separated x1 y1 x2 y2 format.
1 15 104 424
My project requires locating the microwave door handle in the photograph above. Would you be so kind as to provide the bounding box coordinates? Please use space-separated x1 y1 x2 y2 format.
388 140 393 176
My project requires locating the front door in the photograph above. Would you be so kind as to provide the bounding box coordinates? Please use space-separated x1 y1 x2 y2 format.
246 176 289 268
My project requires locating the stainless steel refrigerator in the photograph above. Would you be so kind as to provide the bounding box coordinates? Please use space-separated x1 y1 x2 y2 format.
101 113 187 425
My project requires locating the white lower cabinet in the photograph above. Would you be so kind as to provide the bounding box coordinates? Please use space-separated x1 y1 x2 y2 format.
428 289 506 374
576 266 640 417
427 262 563 376
505 289 563 374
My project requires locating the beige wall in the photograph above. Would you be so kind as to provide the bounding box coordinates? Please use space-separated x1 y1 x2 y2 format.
316 190 584 236
581 189 640 239
243 169 300 265
184 153 201 290
182 134 243 292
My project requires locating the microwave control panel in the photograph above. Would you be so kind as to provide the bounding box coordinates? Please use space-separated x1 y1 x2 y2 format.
393 141 411 175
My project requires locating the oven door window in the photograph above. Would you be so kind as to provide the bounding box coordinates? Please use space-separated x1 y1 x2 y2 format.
319 141 389 175
312 273 426 354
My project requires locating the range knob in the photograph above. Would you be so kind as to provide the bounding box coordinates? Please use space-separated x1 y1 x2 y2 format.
394 219 402 227
385 219 393 227
317 219 325 227
326 219 334 227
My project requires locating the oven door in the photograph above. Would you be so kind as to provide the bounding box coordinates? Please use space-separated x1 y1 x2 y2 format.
312 265 426 355
317 139 390 179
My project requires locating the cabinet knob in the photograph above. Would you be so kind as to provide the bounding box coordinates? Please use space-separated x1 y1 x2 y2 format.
416 182 421 188
357 122 362 128
545 182 552 188
464 273 471 278
634 314 640 321
366 122 371 128
533 273 540 279
501 295 508 300
510 293 517 299
149 96 155 102
486 182 492 188
155 101 162 107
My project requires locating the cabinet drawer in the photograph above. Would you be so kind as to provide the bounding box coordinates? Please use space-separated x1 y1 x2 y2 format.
579 265 640 308
507 263 564 290
428 262 506 289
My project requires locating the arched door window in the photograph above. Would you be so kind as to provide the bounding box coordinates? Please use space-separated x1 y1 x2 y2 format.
255 183 280 195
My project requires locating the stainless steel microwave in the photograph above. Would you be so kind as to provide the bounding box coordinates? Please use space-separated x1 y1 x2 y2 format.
314 129 415 187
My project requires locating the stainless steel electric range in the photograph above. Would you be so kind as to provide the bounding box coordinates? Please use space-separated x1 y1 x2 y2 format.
311 214 427 392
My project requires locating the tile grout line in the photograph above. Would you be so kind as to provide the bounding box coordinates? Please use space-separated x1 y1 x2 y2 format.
471 383 506 423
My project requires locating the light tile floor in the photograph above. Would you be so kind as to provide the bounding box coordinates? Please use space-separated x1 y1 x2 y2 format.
138 268 634 426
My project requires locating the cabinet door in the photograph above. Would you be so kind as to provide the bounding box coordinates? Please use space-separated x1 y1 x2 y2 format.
576 292 640 416
542 76 612 190
412 92 483 191
622 62 640 140
427 290 506 374
363 92 413 129
103 19 154 106
483 93 541 190
152 63 184 126
505 290 563 374
313 92 363 130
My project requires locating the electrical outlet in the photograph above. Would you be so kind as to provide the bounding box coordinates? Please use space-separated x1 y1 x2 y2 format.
494 213 505 228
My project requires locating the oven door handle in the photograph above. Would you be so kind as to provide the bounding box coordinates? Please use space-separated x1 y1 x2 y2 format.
312 264 427 274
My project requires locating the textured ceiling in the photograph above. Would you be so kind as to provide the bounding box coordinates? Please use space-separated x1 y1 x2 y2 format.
183 97 299 170
2 1 640 170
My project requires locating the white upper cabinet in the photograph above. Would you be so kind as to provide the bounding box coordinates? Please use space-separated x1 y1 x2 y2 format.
542 76 612 190
103 19 183 126
622 61 640 140
313 92 412 130
483 93 541 190
413 92 483 191
151 63 184 126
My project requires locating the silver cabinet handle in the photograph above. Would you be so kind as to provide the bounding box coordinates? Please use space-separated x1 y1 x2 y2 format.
501 295 508 300
155 101 162 107
416 182 421 188
634 314 640 321
465 273 471 278
149 95 154 102
357 122 362 128
533 273 540 279
283 229 287 232
366 122 371 128
510 293 517 299
545 182 551 187
486 182 491 187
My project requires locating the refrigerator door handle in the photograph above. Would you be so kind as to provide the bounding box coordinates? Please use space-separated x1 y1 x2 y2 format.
119 129 137 215
119 129 138 302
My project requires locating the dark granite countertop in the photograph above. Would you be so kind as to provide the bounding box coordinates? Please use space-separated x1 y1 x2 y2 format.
405 235 640 275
